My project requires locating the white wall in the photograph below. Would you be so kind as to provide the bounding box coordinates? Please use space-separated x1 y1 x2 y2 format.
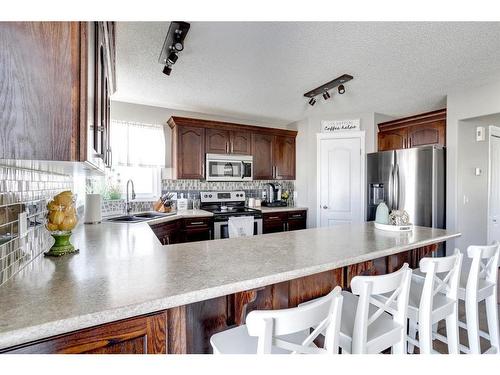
111 101 290 168
456 114 500 248
446 78 500 250
290 112 388 227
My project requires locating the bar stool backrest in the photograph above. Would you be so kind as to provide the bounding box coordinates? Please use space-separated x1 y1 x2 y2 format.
418 249 463 323
350 263 412 354
246 286 343 354
466 242 500 289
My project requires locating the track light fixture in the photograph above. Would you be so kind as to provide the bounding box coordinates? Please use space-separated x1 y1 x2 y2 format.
303 74 353 106
159 21 190 76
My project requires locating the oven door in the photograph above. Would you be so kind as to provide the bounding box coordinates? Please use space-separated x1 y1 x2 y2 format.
214 218 263 239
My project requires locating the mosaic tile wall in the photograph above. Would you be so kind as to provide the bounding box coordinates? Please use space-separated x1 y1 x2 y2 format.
0 165 73 286
101 199 155 217
161 180 295 206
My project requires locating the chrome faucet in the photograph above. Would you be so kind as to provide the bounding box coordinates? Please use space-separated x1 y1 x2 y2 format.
126 179 136 215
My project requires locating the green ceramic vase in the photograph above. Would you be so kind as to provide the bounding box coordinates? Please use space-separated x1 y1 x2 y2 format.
45 232 79 257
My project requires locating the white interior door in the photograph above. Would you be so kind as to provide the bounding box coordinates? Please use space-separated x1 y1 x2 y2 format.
318 135 364 227
488 126 500 243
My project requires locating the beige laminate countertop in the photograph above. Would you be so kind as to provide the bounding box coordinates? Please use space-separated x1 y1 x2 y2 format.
0 220 459 350
258 206 308 213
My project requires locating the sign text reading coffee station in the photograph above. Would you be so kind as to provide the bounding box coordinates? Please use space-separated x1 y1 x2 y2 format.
321 119 360 132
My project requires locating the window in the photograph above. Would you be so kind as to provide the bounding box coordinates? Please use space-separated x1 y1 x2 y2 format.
110 120 166 199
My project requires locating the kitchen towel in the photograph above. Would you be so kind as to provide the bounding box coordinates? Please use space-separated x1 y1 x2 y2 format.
228 216 254 238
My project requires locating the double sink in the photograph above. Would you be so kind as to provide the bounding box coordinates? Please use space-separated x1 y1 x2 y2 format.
106 211 175 223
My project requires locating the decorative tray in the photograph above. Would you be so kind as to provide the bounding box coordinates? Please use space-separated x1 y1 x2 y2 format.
374 222 413 232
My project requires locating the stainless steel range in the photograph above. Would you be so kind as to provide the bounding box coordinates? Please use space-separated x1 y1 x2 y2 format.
200 191 262 239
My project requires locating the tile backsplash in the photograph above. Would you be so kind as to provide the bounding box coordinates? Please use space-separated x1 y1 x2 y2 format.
161 179 295 204
0 165 73 286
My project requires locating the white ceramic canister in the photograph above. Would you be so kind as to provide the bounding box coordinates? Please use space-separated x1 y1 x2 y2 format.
248 198 255 208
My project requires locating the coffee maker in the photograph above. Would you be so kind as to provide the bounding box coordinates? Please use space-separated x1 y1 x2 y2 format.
263 183 287 207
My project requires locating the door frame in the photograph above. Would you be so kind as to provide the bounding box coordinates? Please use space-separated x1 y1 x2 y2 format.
316 131 366 227
487 125 500 244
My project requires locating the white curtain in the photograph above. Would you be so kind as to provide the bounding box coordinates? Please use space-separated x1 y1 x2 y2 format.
111 120 166 167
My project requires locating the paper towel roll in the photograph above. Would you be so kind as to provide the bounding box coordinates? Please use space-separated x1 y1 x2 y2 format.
84 194 102 224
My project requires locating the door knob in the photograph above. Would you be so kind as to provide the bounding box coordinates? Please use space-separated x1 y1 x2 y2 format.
322 205 328 209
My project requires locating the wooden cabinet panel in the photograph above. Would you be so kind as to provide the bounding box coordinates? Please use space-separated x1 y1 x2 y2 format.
274 136 296 180
377 109 446 151
407 120 445 148
150 220 182 245
378 128 407 151
3 312 167 354
230 130 252 155
182 218 213 242
252 133 274 180
0 22 81 161
206 128 230 154
263 211 307 233
0 22 115 171
175 126 205 179
287 210 307 231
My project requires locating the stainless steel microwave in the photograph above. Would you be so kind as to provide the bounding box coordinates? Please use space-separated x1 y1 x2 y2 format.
205 154 253 181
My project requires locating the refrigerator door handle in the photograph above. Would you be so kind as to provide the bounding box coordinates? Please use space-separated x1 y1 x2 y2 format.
388 164 394 209
394 163 400 210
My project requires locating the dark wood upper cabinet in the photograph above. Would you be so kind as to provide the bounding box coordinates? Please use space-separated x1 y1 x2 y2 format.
173 125 205 179
274 136 296 180
407 121 445 148
0 22 115 171
377 109 446 151
378 129 407 151
169 117 297 180
206 128 230 154
230 130 252 155
252 133 275 180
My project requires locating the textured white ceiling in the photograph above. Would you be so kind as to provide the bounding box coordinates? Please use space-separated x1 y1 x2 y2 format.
113 22 500 125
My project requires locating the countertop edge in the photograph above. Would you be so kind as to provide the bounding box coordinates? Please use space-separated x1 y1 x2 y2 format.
0 230 460 351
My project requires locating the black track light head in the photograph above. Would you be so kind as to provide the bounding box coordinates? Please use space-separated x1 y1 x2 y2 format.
167 52 178 65
308 98 316 106
338 84 345 94
323 91 331 100
173 42 184 52
163 65 172 76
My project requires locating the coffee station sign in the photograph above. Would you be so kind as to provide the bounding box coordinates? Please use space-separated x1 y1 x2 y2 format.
321 119 360 132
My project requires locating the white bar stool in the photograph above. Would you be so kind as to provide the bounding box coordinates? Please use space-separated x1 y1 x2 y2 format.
404 250 463 354
456 243 499 354
210 286 343 354
339 264 412 354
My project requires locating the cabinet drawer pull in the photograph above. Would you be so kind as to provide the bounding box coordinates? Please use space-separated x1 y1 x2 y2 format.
267 216 280 220
291 214 302 218
189 221 205 225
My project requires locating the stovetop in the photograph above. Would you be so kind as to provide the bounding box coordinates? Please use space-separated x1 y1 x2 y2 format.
206 206 261 215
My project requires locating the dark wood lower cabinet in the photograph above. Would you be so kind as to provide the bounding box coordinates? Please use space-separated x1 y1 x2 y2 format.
149 217 213 245
263 210 307 233
2 245 439 354
3 313 167 354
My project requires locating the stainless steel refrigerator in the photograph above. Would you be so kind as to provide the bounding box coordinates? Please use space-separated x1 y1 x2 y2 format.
366 145 445 231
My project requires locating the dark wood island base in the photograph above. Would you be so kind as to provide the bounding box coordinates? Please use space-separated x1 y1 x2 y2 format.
1 244 438 354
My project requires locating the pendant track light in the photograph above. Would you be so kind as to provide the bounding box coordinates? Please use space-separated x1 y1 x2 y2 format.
323 91 331 100
338 84 345 94
159 21 190 76
308 98 316 106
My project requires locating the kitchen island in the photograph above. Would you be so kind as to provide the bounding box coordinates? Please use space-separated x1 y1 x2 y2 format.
0 221 459 353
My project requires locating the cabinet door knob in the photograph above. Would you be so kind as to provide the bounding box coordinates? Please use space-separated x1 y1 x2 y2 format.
322 205 328 209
